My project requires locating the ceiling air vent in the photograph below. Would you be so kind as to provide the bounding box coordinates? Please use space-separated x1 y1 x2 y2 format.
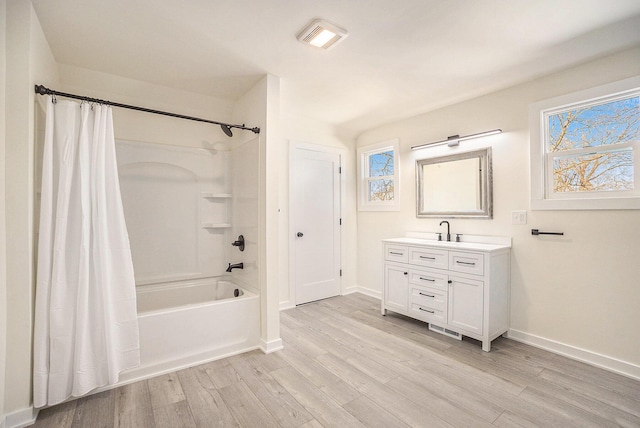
297 19 348 50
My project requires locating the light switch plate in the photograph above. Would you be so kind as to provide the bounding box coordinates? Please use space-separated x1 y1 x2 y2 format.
511 210 527 225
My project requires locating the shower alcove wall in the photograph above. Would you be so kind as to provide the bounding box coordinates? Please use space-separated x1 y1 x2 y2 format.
115 138 260 383
117 140 231 283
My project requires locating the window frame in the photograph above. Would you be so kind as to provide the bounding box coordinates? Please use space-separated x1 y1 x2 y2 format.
530 76 640 210
357 139 400 211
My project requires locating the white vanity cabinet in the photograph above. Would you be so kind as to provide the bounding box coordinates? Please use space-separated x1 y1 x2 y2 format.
382 237 510 352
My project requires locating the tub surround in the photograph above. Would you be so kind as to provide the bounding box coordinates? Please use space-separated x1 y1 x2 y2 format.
382 233 511 351
111 139 262 383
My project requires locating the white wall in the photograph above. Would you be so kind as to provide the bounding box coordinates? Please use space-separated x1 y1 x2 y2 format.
4 0 58 423
356 47 640 374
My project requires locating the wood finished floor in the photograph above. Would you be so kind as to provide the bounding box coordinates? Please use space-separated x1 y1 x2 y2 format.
34 293 640 427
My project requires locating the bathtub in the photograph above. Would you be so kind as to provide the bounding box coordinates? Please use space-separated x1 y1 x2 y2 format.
117 277 260 384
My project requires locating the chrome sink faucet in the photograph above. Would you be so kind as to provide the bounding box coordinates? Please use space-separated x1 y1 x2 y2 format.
439 220 451 242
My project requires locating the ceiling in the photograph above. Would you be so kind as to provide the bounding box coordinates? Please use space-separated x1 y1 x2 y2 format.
31 0 640 137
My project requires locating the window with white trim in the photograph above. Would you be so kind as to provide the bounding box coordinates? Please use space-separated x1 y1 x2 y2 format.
357 139 400 211
530 76 640 210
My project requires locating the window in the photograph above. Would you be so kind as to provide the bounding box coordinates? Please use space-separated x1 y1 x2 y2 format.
530 76 640 210
357 139 400 211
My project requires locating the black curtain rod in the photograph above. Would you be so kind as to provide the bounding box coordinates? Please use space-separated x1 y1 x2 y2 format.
34 85 260 136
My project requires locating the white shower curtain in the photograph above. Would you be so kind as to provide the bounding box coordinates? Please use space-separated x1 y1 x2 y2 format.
33 96 140 407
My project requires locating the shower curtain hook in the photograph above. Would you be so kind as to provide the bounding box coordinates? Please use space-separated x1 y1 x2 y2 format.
51 93 57 104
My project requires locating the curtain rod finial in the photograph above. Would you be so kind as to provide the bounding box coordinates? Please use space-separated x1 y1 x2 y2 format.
35 85 49 95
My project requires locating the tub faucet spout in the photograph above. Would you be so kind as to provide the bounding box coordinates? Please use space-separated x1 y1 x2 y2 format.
226 262 244 272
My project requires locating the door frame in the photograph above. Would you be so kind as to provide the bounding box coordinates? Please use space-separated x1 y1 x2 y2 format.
288 141 346 307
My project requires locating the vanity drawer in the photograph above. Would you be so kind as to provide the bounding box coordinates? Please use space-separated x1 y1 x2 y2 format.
385 245 409 263
408 269 448 292
410 286 446 311
449 251 484 276
410 302 446 324
409 247 448 269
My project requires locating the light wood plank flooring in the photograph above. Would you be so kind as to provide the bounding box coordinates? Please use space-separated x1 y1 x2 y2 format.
33 293 640 427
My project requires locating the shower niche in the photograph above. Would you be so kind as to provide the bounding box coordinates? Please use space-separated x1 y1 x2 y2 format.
200 192 232 229
116 140 232 285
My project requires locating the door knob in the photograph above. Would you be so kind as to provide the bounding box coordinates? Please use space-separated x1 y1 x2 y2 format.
297 232 304 237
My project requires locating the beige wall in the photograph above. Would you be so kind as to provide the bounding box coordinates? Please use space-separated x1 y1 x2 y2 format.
4 0 58 420
356 47 640 370
1 0 7 425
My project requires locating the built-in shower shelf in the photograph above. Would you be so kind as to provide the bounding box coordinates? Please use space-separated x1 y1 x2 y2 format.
201 192 232 199
201 223 232 229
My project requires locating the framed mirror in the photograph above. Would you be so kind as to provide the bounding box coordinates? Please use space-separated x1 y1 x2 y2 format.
416 148 492 218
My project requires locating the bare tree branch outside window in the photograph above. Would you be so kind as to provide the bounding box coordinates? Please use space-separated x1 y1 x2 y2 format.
368 150 394 201
547 96 639 193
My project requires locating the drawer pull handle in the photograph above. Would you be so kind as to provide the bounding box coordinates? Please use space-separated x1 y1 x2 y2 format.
419 256 436 260
419 308 435 314
456 261 476 266
390 251 404 256
419 292 435 298
419 277 435 282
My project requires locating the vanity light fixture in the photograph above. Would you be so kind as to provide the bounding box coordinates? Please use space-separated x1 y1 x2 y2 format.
297 19 348 50
411 129 502 150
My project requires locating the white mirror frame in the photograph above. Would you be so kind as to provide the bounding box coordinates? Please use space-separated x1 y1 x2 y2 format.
416 148 493 219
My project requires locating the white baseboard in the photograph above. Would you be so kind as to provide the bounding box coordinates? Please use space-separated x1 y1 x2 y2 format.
260 337 284 354
342 285 358 295
506 329 640 381
280 287 381 310
344 285 381 300
279 300 295 311
5 406 38 428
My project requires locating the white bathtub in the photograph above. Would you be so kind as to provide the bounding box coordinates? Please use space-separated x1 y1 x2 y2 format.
117 277 260 384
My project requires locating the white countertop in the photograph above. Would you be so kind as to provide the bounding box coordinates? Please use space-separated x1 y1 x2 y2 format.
383 237 511 252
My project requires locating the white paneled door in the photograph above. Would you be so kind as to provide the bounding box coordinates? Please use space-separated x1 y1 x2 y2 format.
293 147 341 305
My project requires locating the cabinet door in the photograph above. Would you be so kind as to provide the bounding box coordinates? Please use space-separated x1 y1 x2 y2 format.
384 264 409 312
448 275 484 335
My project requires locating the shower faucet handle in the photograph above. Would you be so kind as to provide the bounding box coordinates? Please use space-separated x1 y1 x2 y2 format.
231 235 245 251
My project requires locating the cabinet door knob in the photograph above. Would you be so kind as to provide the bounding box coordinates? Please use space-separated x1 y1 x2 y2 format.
448 280 452 284
404 272 408 275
